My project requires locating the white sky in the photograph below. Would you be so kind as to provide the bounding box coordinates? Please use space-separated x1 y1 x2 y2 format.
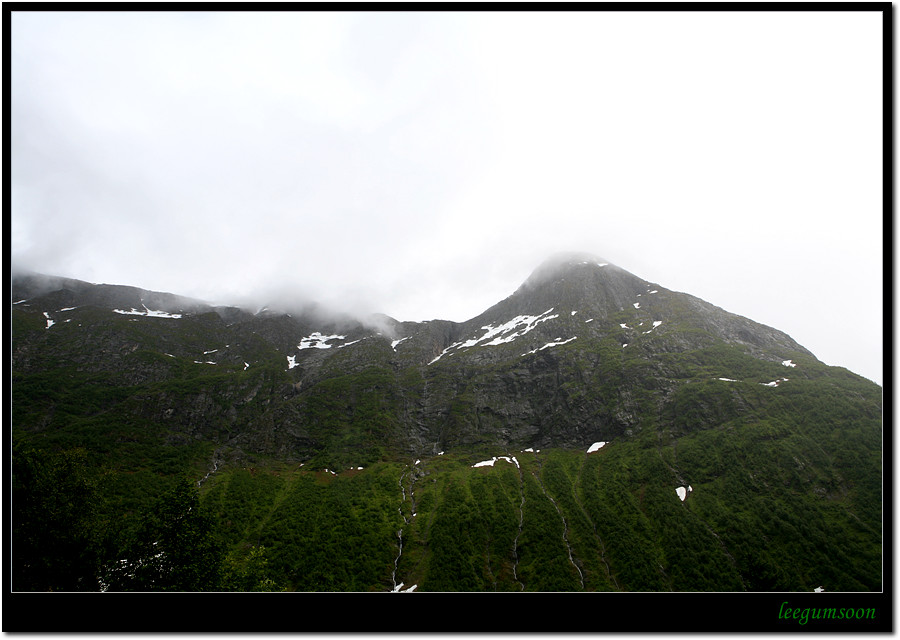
10 10 884 385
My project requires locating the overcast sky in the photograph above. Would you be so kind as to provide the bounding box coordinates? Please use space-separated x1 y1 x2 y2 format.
10 10 884 385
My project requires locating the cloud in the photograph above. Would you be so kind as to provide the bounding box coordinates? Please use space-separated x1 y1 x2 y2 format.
10 10 884 385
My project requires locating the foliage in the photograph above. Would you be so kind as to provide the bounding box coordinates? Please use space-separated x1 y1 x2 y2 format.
10 280 882 593
103 478 224 591
221 545 285 591
12 446 107 591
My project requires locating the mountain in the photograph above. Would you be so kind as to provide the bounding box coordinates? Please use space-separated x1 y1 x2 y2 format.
10 254 883 596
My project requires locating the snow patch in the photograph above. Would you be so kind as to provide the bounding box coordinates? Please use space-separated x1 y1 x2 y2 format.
587 442 607 453
676 485 693 501
761 378 789 387
286 355 299 369
59 307 77 312
718 377 738 382
113 307 182 319
782 359 797 368
298 332 346 350
633 302 640 309
643 320 663 334
391 337 410 351
431 309 559 363
472 456 519 469
43 312 54 329
429 342 462 365
478 308 559 346
243 362 250 370
522 336 577 356
620 323 631 329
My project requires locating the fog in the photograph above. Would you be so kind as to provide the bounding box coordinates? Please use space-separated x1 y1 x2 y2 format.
10 10 884 385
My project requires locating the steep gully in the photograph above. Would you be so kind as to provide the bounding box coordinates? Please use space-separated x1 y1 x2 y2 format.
655 413 746 590
531 455 585 590
391 462 418 592
512 462 526 591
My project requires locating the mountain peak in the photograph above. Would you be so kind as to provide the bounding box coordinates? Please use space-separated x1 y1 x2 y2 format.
499 251 641 320
522 251 613 289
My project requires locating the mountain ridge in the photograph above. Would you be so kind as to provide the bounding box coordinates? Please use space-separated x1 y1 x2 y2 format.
11 254 864 462
10 253 883 594
12 253 817 365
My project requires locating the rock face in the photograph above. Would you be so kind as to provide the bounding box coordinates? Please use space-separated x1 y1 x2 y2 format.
9 254 860 467
11 257 884 597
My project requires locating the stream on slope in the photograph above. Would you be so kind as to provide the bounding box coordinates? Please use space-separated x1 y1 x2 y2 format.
531 457 585 590
511 462 526 591
391 462 418 592
573 455 619 590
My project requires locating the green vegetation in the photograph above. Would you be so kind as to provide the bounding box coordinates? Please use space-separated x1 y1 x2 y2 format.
12 446 107 591
12 433 881 592
10 281 882 593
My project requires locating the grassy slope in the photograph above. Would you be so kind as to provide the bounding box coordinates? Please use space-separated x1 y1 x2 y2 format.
11 303 882 592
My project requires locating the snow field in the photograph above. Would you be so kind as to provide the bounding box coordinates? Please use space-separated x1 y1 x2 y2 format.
113 304 182 318
391 337 410 351
522 336 577 356
298 332 346 350
430 308 559 364
472 456 520 469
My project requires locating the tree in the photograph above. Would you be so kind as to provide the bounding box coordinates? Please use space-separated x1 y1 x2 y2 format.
12 446 105 591
221 545 284 591
104 478 224 591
